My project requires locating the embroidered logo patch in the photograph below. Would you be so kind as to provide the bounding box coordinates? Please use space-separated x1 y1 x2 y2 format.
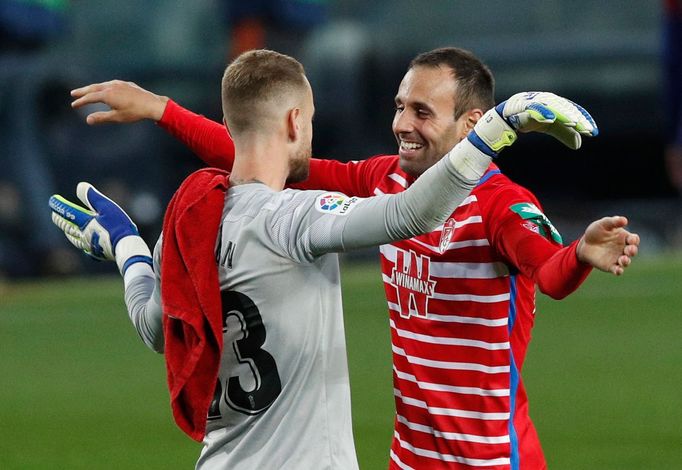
315 193 360 216
510 202 562 244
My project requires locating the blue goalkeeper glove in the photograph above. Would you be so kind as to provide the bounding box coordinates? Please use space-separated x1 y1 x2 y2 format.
468 91 598 157
49 182 152 274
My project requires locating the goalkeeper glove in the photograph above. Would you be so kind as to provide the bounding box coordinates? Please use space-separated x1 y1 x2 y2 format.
49 182 152 274
469 91 598 157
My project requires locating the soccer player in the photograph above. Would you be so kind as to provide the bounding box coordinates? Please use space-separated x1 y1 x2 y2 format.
52 49 599 469
69 47 638 469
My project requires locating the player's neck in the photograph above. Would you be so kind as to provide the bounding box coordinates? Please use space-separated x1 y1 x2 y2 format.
231 138 288 191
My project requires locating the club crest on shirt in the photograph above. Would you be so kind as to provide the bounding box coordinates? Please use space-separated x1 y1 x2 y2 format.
315 193 360 216
438 218 456 253
389 249 436 319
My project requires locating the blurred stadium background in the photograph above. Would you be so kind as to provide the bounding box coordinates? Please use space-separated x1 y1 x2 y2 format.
0 0 680 468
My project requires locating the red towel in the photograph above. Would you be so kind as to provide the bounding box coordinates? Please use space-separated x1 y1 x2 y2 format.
160 168 230 441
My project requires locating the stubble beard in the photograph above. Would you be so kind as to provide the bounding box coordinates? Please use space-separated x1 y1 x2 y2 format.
398 158 427 179
398 150 440 179
286 144 312 184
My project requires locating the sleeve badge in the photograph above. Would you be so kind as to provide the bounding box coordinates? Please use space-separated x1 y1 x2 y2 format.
510 202 563 244
315 193 360 216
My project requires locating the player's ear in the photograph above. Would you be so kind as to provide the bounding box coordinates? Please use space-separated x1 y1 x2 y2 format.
286 107 301 142
458 108 484 140
465 108 484 129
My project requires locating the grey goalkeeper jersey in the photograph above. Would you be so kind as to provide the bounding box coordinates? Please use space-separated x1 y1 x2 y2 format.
122 151 486 470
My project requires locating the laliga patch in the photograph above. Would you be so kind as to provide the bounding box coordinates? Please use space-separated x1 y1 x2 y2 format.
510 202 563 244
315 193 360 216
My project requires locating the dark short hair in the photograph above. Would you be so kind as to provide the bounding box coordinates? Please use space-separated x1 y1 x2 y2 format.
222 49 307 133
409 47 495 120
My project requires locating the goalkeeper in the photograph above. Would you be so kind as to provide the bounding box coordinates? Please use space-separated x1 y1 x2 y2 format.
62 48 638 469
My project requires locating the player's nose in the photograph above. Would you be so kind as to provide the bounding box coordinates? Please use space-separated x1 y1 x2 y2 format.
393 109 415 134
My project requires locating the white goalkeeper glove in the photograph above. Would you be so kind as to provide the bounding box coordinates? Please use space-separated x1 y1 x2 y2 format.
468 91 598 157
49 182 152 274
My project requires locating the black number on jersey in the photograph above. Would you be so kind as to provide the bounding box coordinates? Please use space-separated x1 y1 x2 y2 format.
208 291 282 419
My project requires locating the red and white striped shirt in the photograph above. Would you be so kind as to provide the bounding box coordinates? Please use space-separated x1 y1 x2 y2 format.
373 158 538 470
159 101 593 469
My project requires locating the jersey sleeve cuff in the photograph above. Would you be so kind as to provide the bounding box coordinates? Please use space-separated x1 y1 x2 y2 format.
568 238 593 278
157 99 179 129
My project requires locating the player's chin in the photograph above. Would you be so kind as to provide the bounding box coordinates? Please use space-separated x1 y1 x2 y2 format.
398 154 427 178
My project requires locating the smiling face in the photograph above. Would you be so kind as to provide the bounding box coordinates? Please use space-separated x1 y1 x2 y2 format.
392 65 473 178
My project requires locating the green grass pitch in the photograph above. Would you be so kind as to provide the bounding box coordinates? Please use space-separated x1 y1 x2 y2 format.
1 255 680 469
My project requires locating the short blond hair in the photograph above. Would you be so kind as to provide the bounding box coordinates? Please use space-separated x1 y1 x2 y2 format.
222 49 307 134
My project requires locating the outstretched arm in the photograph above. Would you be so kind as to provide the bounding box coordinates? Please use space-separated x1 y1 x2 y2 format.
70 80 391 195
304 93 599 255
490 200 640 299
49 182 164 352
71 80 236 169
532 216 639 298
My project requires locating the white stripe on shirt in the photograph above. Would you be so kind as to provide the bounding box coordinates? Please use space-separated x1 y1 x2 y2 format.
408 237 492 253
445 238 491 250
386 302 508 327
382 272 510 298
388 173 409 188
458 194 478 207
395 390 510 420
426 312 508 327
380 245 506 279
429 261 509 279
393 366 509 397
431 292 510 303
390 319 510 350
432 215 483 231
379 216 484 254
396 414 510 444
392 345 510 374
393 431 511 467
390 449 416 470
